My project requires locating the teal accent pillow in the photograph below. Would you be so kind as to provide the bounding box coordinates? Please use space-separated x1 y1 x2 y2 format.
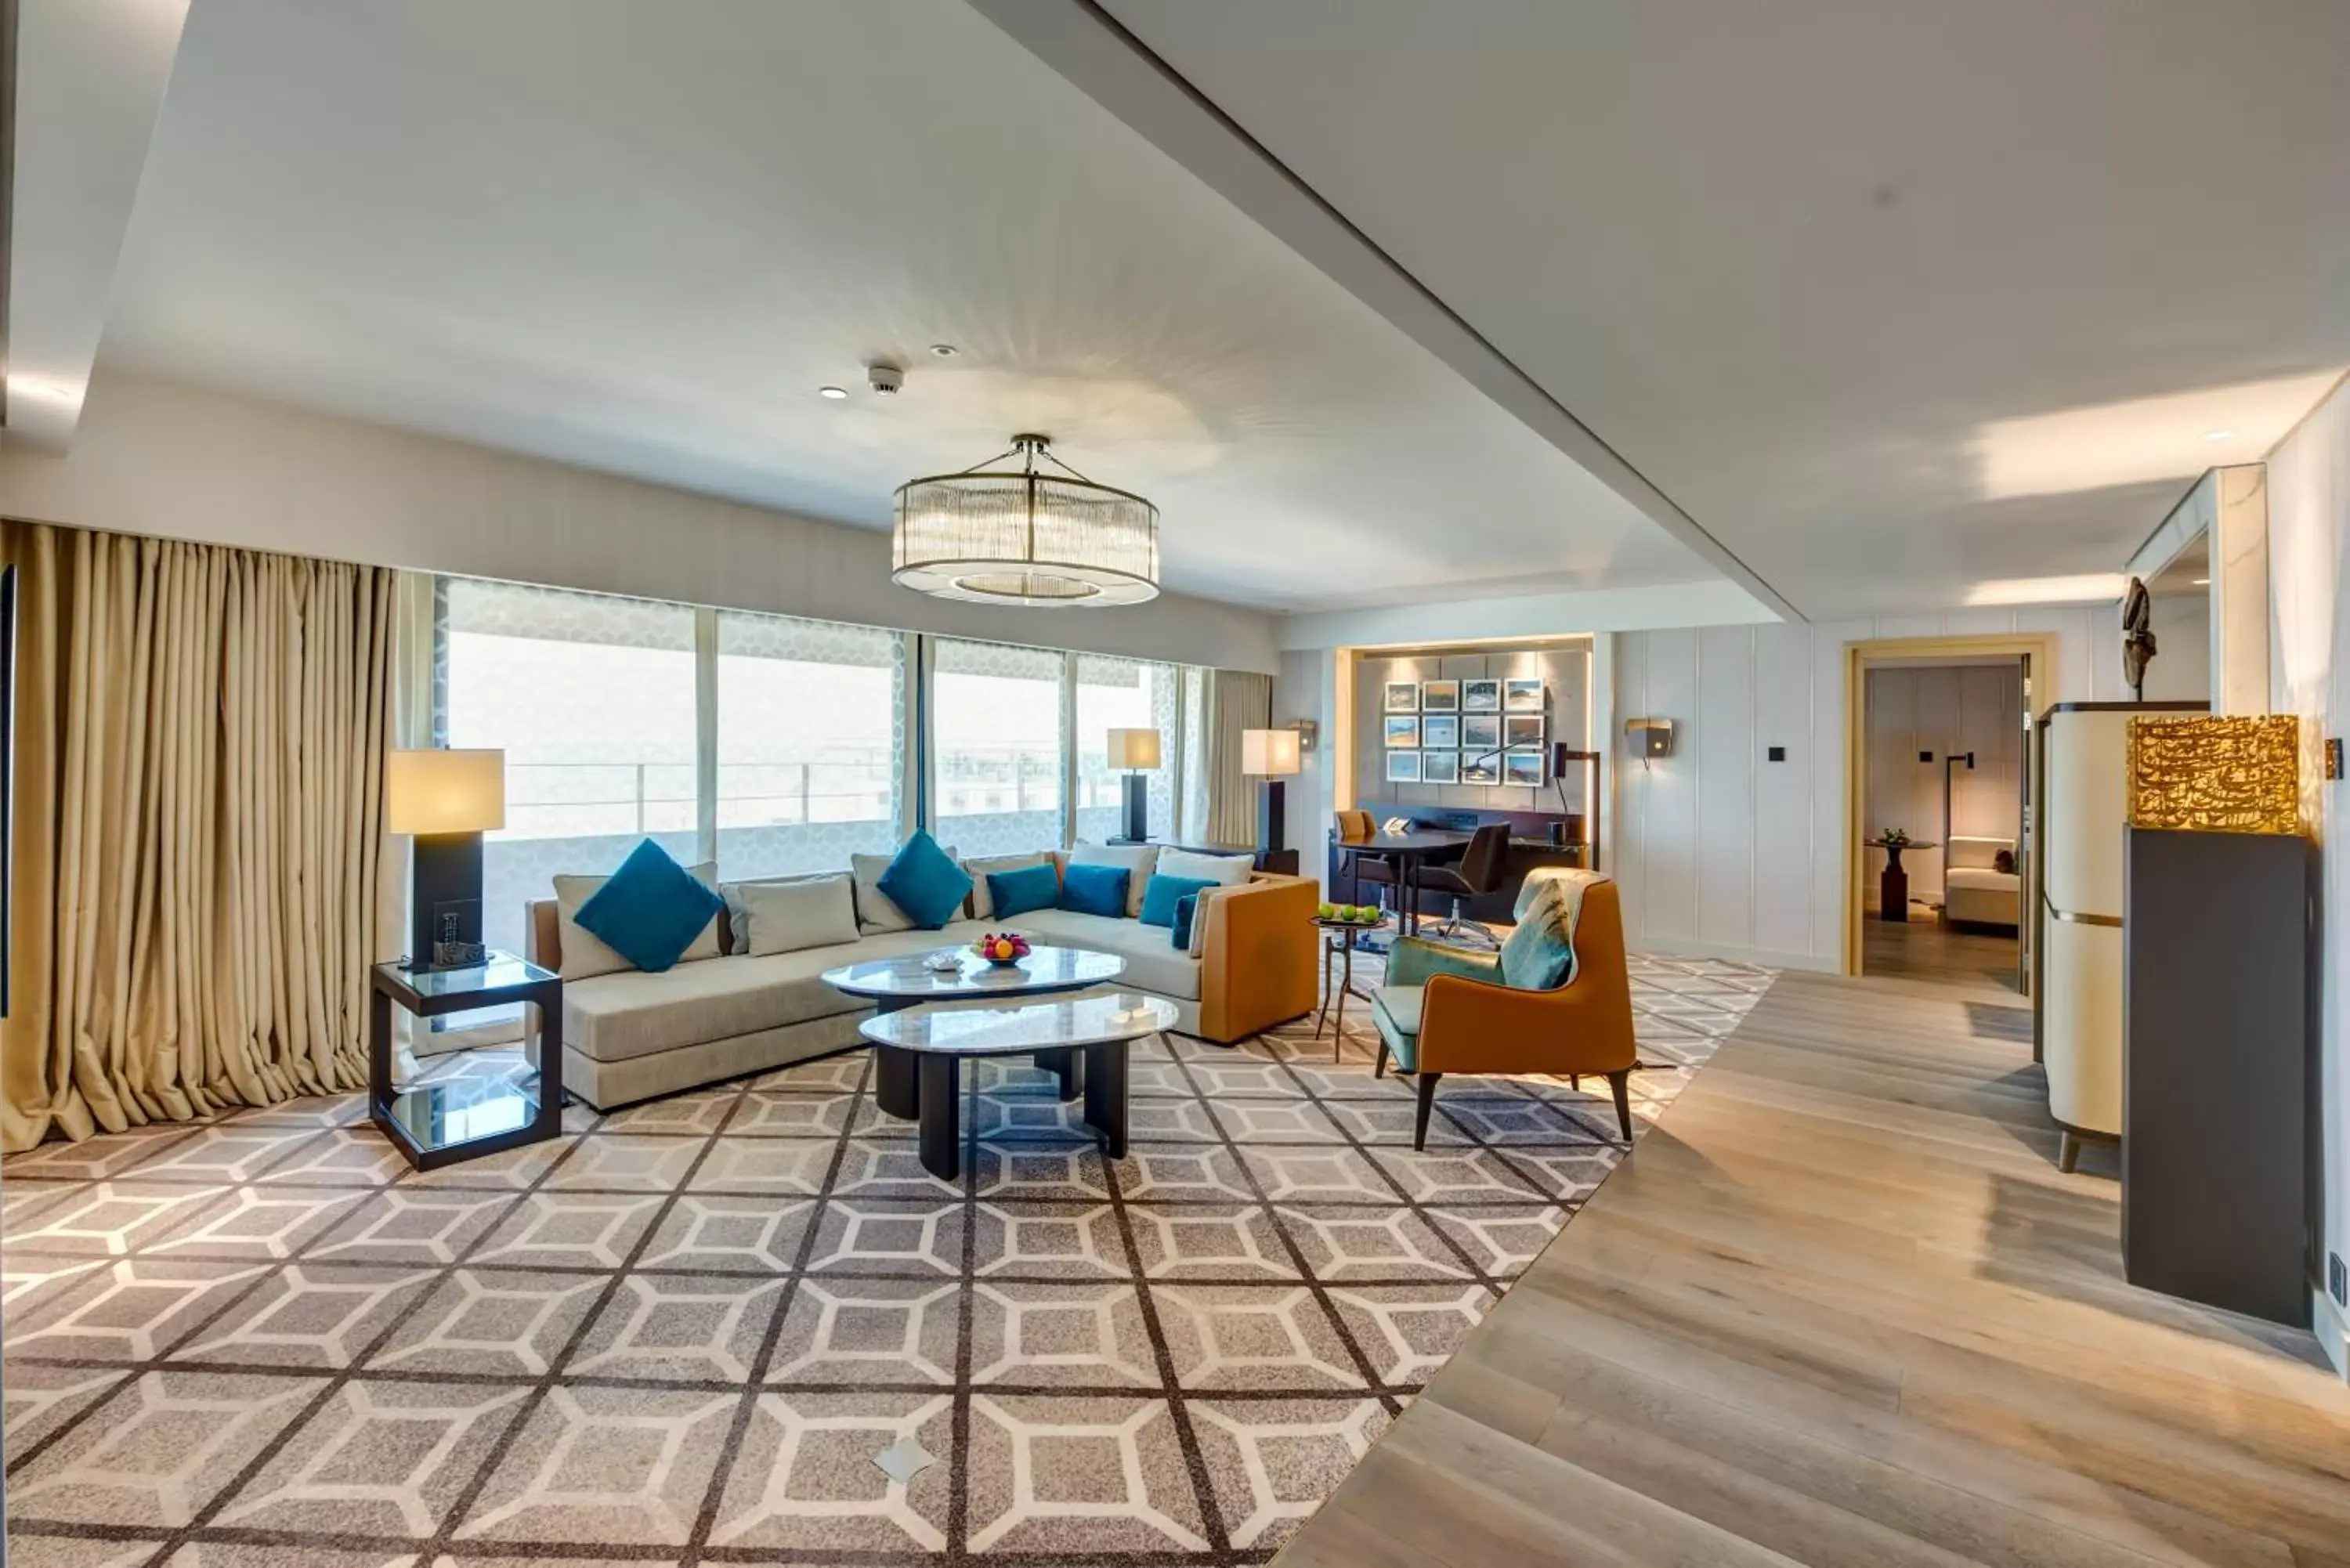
988 862 1060 920
876 830 973 930
1171 891 1202 949
1499 888 1574 991
573 838 723 973
1058 862 1130 918
1139 873 1217 930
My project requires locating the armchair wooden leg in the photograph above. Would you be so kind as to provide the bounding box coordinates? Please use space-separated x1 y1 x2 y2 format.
1374 1040 1390 1078
1414 1072 1442 1151
1569 1074 1581 1090
1607 1070 1632 1141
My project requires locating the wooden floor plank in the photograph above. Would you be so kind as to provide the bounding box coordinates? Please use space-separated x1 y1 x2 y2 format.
1275 968 2350 1566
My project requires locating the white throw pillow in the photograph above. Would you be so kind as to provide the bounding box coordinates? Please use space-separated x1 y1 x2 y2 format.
1155 847 1253 889
850 845 960 934
552 859 721 981
964 852 1057 922
726 873 859 957
1186 883 1232 956
1068 842 1160 919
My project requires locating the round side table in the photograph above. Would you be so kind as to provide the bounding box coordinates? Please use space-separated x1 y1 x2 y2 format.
1311 916 1389 1059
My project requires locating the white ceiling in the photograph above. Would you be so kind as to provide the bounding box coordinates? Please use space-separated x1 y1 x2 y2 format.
1089 0 2350 620
94 0 1716 613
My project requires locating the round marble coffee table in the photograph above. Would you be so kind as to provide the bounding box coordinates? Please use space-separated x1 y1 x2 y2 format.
822 945 1125 1119
859 991 1179 1180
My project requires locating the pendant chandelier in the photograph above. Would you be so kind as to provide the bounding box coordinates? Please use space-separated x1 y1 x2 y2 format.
892 433 1160 607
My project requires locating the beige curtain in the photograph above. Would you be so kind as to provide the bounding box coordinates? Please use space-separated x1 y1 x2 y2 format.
1202 668 1273 848
1 522 396 1151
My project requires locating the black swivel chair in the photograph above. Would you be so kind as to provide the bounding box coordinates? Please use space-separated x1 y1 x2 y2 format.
1416 822 1511 948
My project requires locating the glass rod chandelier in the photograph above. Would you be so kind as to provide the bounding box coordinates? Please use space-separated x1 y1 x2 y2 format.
891 433 1160 607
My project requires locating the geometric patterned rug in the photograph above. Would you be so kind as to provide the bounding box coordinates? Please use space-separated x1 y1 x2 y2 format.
1 952 1772 1567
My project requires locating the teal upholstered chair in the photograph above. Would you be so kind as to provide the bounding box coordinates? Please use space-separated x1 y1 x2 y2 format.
1372 869 1638 1150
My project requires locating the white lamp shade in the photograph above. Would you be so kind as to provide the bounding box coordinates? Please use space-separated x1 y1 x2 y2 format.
387 749 506 835
1106 728 1162 770
1241 728 1301 777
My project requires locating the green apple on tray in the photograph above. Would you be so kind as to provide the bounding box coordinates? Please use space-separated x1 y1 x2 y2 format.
1315 901 1385 927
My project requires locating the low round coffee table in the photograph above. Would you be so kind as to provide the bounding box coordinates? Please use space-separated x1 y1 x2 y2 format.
859 991 1179 1180
822 945 1125 1118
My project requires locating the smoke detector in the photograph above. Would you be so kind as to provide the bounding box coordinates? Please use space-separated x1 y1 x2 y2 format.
867 362 905 396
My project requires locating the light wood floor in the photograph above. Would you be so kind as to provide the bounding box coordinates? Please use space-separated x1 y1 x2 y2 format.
1863 902 2021 993
1277 969 2350 1567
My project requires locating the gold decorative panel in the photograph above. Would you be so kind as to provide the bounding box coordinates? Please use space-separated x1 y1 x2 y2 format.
2127 715 2301 835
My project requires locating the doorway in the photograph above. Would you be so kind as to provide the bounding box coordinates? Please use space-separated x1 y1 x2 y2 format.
1850 647 2035 992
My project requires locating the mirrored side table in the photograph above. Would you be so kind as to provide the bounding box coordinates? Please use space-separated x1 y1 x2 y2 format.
371 952 562 1170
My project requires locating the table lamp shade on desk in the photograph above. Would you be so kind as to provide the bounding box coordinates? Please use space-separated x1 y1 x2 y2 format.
1241 728 1301 856
1106 728 1162 844
388 748 505 969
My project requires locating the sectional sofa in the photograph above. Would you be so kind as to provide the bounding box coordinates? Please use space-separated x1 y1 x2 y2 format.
524 846 1321 1110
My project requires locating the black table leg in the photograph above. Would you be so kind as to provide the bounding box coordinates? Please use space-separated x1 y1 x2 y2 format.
875 1043 920 1120
1033 1048 1083 1100
917 1053 960 1180
1082 1036 1130 1158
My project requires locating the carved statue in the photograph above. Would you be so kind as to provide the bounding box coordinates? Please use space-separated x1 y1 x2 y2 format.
2121 576 2157 700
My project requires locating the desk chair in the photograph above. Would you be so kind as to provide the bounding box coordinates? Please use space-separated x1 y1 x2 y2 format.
1416 822 1509 948
1333 810 1398 916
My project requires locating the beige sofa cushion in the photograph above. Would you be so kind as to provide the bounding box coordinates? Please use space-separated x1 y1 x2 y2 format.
1154 847 1253 889
724 873 860 956
564 925 956 1064
553 860 721 981
1018 909 1200 999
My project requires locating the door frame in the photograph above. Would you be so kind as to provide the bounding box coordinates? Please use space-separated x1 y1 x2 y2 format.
1841 634 2057 977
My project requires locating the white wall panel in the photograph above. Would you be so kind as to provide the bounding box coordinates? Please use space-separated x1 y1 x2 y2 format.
1697 626 1756 946
1637 629 1701 943
1752 623 1817 959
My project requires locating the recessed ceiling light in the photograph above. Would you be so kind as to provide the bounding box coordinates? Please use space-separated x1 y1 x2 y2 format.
2204 428 2234 440
2192 577 2211 586
929 343 959 358
819 385 848 399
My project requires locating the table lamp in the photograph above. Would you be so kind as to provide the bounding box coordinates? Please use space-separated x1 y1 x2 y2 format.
1105 728 1162 844
1241 727 1301 856
388 748 506 970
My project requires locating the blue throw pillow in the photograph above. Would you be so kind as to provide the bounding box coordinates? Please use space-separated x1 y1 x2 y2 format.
1170 891 1203 950
1058 862 1130 918
988 862 1060 920
876 830 973 930
1139 873 1217 930
573 839 723 973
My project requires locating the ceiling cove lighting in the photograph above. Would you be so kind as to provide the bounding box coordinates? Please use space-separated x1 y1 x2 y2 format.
891 433 1159 608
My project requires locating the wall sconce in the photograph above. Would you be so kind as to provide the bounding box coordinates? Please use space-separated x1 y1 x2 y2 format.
1625 717 1674 765
1285 718 1319 753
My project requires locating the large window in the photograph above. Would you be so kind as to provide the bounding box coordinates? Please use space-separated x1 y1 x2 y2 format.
717 609 903 880
439 580 698 959
931 638 1066 856
1075 654 1179 843
434 580 1200 953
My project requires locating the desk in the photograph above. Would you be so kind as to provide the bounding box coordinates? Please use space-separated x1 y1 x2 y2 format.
1332 830 1471 937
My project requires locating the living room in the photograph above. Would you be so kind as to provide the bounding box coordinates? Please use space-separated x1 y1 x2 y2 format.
6 3 2350 1565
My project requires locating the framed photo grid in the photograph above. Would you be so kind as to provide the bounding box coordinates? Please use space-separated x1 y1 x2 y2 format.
1420 679 1459 712
1462 678 1501 712
1383 715 1420 749
1421 750 1459 784
1386 750 1422 783
1384 681 1419 714
1505 677 1544 712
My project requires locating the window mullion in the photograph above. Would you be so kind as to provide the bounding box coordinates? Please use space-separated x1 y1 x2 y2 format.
1061 651 1079 847
694 606 718 866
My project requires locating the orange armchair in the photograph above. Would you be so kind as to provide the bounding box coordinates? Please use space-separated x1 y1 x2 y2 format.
1370 873 1638 1149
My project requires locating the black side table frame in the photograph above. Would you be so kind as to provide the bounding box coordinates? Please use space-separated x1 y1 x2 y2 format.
371 954 563 1171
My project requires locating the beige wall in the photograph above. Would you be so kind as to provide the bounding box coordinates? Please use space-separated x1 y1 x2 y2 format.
0 370 1282 674
2264 374 2350 1373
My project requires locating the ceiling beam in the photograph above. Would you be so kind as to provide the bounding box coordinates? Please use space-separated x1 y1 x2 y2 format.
2 0 189 453
967 0 1804 623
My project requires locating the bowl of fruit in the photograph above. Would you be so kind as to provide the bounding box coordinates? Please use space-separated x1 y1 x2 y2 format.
1314 901 1386 928
971 931 1032 967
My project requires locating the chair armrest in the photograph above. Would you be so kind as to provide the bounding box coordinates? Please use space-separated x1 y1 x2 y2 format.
1198 875 1320 1042
1417 970 1638 1078
1387 936 1500 988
